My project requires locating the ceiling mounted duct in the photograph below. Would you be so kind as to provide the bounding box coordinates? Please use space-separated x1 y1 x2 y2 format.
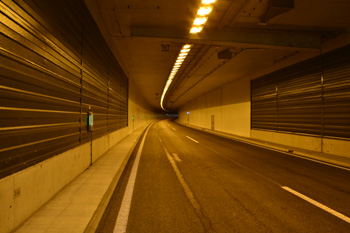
263 0 294 21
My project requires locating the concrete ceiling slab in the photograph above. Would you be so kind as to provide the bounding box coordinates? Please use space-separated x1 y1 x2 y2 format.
90 0 350 112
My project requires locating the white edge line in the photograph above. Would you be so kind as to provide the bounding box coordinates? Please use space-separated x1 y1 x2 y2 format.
282 186 350 224
186 136 199 143
113 123 153 233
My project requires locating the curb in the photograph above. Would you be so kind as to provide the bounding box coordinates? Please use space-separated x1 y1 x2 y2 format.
84 124 150 233
175 121 350 170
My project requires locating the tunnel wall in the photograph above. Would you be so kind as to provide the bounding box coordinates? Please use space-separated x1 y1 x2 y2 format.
178 76 251 137
178 34 350 158
0 79 156 233
0 1 158 232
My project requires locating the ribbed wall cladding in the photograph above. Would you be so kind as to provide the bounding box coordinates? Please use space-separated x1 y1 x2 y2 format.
0 0 128 178
252 45 350 139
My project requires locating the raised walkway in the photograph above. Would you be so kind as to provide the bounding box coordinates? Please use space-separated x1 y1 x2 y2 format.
15 124 149 233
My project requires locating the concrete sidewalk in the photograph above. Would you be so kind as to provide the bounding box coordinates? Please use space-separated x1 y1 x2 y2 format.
176 121 350 170
15 125 148 233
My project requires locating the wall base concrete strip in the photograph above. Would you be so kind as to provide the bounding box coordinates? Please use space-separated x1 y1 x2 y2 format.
14 125 149 233
176 121 350 169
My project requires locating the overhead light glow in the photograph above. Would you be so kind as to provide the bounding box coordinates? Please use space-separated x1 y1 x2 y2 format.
202 0 216 4
161 0 216 110
193 17 207 26
160 44 193 111
197 6 213 16
190 26 203 34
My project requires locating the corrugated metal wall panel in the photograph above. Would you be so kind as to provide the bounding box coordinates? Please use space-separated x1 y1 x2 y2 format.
277 59 323 135
251 72 277 131
0 0 82 177
323 46 350 138
251 46 350 140
0 0 128 178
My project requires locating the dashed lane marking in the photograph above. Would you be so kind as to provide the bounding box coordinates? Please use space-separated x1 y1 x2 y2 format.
186 136 199 143
172 153 182 162
282 186 350 224
162 145 213 231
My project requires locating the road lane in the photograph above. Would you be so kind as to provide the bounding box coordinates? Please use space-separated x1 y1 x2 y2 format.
167 121 350 219
98 120 350 233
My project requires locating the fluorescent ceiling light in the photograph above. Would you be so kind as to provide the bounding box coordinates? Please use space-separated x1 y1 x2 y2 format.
190 26 203 33
160 44 193 112
197 6 213 16
181 48 191 53
202 0 216 4
193 17 207 25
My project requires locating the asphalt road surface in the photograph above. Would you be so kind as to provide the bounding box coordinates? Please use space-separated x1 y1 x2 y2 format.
97 119 350 233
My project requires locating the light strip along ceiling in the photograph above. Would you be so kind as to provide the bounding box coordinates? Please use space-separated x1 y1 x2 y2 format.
160 0 217 111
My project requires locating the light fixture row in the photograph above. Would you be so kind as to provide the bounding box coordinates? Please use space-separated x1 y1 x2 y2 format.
161 44 193 111
190 0 216 34
160 1 217 111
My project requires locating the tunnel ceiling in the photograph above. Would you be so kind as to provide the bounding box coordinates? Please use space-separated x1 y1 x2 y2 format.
93 0 350 112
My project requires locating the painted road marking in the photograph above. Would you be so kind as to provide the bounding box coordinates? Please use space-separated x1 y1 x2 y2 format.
186 136 199 143
162 145 212 230
114 124 153 233
172 153 182 162
282 186 350 224
172 127 176 131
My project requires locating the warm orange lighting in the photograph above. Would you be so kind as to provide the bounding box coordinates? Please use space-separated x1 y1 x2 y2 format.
197 6 213 16
202 0 216 4
190 26 203 33
161 44 193 111
193 17 208 26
